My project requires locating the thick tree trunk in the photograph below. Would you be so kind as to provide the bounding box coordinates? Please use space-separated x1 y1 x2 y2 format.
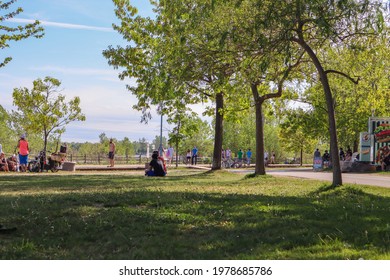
322 75 342 186
296 39 342 186
212 92 223 170
251 84 266 175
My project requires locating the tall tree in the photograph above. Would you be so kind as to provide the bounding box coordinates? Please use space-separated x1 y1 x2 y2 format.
260 0 385 186
1 0 44 67
104 0 237 171
11 77 86 153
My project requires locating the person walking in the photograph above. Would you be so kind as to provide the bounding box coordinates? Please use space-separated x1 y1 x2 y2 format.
17 134 29 172
108 138 116 167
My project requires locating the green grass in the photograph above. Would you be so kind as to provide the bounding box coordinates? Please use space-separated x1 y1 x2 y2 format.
0 169 389 260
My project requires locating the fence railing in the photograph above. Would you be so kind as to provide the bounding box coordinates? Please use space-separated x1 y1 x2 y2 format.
64 154 307 166
66 154 212 165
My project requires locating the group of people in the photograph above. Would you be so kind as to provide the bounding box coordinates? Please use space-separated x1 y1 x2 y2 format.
264 151 276 165
339 146 353 161
185 146 198 165
314 146 355 161
0 134 30 172
314 146 355 168
222 148 253 165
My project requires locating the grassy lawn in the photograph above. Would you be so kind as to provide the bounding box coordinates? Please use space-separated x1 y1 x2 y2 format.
0 169 389 260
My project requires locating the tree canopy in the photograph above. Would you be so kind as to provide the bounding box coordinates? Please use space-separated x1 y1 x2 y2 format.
103 0 389 185
11 77 86 153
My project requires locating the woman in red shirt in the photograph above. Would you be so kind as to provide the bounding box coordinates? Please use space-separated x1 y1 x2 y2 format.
17 134 29 172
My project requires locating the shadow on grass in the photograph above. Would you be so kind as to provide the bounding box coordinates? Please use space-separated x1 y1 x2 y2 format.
0 174 389 260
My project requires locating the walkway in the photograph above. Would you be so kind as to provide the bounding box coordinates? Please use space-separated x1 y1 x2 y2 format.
74 164 389 189
267 168 390 188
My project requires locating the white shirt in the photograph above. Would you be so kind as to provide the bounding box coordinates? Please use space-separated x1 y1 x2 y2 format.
226 149 231 158
168 147 174 158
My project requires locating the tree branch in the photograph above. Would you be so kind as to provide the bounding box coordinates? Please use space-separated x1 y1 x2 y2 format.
325 69 359 84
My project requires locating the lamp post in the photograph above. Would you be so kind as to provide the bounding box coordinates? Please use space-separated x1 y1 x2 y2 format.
158 103 163 157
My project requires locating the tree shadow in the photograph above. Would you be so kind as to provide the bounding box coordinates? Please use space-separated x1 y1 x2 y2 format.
0 175 389 260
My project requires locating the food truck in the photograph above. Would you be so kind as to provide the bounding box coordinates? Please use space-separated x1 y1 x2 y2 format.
360 117 390 167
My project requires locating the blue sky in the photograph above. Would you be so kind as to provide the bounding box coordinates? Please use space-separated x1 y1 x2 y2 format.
0 0 175 143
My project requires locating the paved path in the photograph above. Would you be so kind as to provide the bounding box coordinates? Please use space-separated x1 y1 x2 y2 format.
266 168 390 188
74 164 389 188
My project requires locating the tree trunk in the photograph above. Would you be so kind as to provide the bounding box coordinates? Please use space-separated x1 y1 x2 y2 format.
175 120 181 168
353 139 358 153
212 92 223 170
251 84 266 175
300 147 303 167
296 39 342 186
44 130 48 155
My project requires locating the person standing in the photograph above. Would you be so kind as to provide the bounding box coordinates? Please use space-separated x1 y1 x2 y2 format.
339 147 345 161
108 138 116 167
185 149 191 165
237 149 243 163
313 148 322 170
322 150 330 168
167 145 174 166
346 146 353 157
225 148 231 160
270 151 276 164
191 146 198 165
246 148 252 166
17 134 29 172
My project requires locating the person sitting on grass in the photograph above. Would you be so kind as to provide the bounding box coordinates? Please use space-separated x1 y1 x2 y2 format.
0 152 9 172
7 154 17 172
145 153 166 177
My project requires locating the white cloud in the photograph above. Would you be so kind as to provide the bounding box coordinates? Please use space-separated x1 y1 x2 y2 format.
7 18 114 32
29 65 121 78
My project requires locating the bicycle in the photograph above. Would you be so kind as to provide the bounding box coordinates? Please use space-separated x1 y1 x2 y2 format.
231 158 244 168
28 148 67 172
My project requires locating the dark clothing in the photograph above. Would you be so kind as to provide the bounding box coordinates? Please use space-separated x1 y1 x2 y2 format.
147 158 166 176
191 155 197 165
322 152 330 162
384 155 390 166
339 149 345 160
